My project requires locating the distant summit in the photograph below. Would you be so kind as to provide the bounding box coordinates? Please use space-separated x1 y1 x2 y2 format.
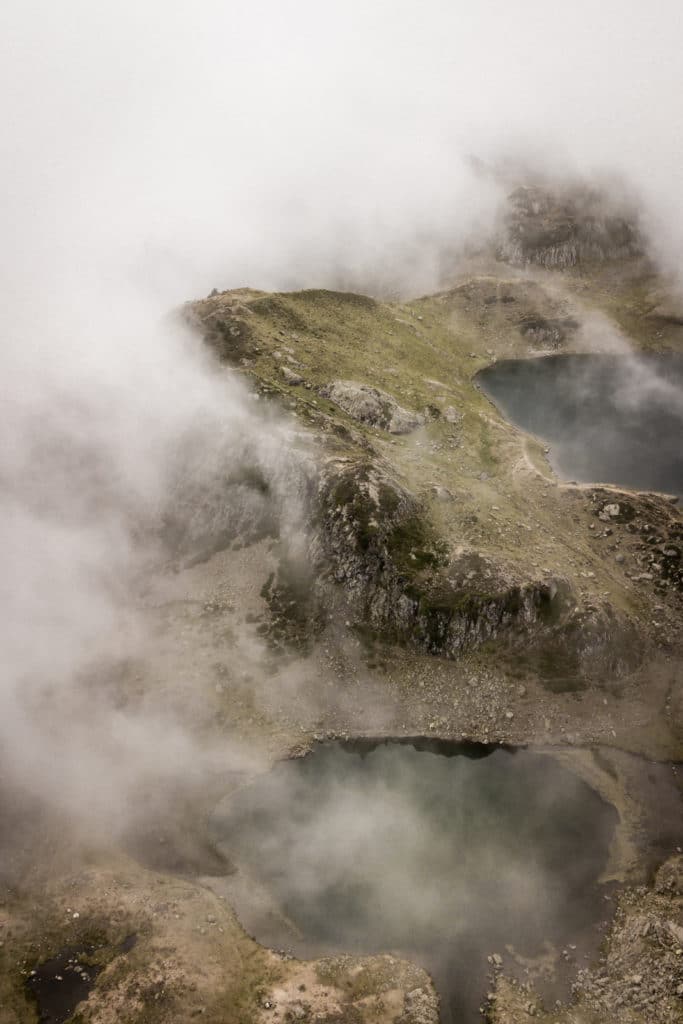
496 181 642 269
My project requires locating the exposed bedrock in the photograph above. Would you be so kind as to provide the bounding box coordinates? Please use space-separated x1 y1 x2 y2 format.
310 458 640 680
319 380 425 434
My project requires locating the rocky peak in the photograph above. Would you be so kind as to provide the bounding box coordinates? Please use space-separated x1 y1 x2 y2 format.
497 181 643 269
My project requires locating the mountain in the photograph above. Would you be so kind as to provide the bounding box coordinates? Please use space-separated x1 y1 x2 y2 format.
2 181 681 1024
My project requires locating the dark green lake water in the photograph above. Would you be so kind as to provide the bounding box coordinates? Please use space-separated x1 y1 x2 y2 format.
477 353 683 495
212 740 617 1023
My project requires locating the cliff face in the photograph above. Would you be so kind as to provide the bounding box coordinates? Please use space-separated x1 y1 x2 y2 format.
310 458 641 684
497 183 643 269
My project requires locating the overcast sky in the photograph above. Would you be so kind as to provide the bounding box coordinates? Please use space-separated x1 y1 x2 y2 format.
2 0 682 308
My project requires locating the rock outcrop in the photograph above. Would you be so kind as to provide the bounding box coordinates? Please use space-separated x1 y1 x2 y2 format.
518 313 580 349
320 380 424 434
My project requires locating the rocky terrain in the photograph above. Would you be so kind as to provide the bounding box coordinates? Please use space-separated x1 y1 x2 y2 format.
1 180 682 1024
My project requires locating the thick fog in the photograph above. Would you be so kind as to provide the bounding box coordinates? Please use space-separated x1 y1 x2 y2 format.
1 1 683 832
4 1 683 305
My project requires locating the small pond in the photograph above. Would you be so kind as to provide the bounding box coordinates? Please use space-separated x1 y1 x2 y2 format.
26 946 103 1024
211 740 618 1023
477 353 683 495
25 935 136 1024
